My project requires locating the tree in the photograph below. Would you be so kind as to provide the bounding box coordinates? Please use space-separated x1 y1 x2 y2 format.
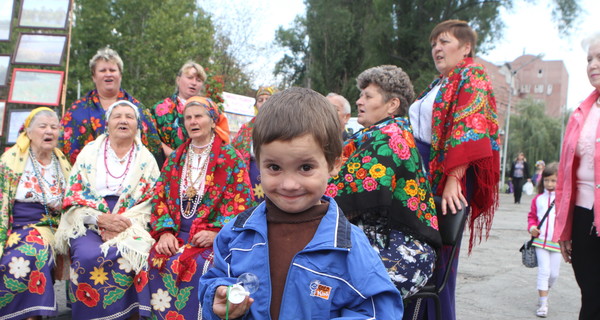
506 98 562 165
68 0 215 107
275 0 581 110
274 16 309 88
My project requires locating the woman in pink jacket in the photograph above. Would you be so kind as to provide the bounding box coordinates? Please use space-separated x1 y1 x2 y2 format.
554 32 600 320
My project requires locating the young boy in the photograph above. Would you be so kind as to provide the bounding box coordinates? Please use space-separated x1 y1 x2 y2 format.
199 87 403 319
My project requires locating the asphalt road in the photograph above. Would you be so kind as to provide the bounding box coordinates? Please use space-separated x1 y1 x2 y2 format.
51 193 581 320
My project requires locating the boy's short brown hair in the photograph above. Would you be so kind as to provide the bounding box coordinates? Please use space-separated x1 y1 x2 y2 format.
253 87 342 170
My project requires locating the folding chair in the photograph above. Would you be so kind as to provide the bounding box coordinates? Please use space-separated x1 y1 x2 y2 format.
403 196 468 320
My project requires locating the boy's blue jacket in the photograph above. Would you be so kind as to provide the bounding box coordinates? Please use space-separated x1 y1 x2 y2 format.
199 196 403 319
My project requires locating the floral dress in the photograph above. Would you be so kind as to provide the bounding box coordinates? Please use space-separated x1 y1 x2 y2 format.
59 88 162 164
148 137 253 320
0 147 70 320
231 119 263 205
149 94 188 151
328 117 441 298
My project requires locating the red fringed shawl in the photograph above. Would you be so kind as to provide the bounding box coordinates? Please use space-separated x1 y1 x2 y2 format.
419 58 500 251
149 136 253 270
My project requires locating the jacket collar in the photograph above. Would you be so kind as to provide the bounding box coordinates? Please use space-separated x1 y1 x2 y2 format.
234 196 353 249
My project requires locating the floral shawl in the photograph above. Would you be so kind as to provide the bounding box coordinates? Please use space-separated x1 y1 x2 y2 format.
327 117 442 248
150 94 188 150
231 118 254 168
418 57 500 249
149 136 253 267
0 146 71 258
59 88 162 164
54 134 160 273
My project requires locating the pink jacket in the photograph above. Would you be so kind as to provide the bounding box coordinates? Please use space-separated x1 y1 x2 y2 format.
554 90 600 242
528 191 556 245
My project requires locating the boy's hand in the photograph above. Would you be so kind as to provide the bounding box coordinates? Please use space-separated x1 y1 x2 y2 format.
529 227 540 238
213 285 254 319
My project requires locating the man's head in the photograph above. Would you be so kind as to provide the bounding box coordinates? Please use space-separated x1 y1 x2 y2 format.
326 93 351 130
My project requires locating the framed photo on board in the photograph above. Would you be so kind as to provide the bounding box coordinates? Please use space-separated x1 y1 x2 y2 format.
13 33 67 66
0 0 15 41
8 69 64 106
18 0 70 30
6 109 31 144
0 101 6 137
0 54 9 86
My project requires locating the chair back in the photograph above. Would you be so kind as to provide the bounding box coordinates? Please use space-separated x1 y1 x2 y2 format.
434 196 468 246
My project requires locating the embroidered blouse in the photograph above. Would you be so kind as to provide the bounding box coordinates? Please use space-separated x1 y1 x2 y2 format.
15 156 66 210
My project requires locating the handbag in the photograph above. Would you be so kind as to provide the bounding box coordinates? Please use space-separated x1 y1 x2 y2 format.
519 200 554 268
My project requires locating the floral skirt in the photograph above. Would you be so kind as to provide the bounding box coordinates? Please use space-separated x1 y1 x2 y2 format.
147 247 214 320
0 202 56 320
68 229 151 320
367 228 436 298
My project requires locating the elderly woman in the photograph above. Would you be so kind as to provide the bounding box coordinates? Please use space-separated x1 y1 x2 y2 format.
408 20 499 319
554 32 600 320
54 101 160 319
327 65 441 299
150 60 207 157
231 86 278 204
0 108 71 320
148 96 252 319
59 47 161 164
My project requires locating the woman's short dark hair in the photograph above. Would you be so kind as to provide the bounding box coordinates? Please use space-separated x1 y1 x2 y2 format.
430 20 477 57
253 87 342 170
356 65 415 117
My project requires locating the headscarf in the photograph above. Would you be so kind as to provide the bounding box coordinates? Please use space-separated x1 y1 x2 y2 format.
184 96 230 144
15 107 57 152
253 86 278 115
105 100 141 132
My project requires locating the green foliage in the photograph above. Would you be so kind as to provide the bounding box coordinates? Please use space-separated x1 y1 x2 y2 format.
506 98 562 164
274 0 581 112
175 286 192 311
112 270 133 287
0 293 15 308
68 0 215 107
103 287 126 308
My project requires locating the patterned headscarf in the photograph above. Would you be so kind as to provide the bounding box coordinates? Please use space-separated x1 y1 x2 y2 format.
15 107 57 152
184 96 230 144
254 86 278 115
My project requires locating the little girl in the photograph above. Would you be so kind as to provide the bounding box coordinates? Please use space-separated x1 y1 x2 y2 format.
527 162 560 318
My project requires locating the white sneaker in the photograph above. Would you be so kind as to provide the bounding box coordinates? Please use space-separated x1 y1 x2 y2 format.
536 305 548 318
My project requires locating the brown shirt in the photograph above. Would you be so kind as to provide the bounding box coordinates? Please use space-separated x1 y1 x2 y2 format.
266 198 328 320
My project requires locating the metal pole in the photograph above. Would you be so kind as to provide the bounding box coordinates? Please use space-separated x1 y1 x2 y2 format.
500 74 513 190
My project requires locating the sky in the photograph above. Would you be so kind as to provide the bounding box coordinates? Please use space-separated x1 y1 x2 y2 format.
202 0 599 110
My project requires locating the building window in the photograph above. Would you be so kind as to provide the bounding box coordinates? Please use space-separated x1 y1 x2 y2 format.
546 84 553 95
521 84 531 93
534 84 544 93
537 69 543 78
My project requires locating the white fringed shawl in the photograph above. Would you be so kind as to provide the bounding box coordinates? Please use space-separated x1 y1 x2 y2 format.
54 134 159 272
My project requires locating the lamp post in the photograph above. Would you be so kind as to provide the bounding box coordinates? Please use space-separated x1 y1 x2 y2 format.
500 54 544 190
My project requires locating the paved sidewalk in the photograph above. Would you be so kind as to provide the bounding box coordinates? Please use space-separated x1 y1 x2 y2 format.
52 193 581 319
456 193 580 319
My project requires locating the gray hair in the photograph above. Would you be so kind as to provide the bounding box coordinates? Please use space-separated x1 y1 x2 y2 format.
178 60 207 82
356 65 415 117
582 32 600 52
326 93 351 115
27 109 59 133
89 47 123 75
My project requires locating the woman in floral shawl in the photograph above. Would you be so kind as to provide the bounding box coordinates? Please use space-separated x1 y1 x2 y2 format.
231 85 278 205
54 101 160 319
328 65 441 300
58 47 162 165
149 60 207 158
408 20 500 320
0 107 71 320
148 96 252 319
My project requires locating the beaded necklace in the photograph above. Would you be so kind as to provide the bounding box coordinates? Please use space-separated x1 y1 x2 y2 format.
103 139 135 192
180 135 214 219
29 148 64 225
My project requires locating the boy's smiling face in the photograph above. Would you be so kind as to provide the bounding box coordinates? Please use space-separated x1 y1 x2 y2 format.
259 134 341 214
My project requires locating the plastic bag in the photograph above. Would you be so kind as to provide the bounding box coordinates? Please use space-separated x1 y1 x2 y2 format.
523 181 534 195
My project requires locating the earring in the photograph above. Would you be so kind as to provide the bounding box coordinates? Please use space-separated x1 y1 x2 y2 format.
257 175 261 182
